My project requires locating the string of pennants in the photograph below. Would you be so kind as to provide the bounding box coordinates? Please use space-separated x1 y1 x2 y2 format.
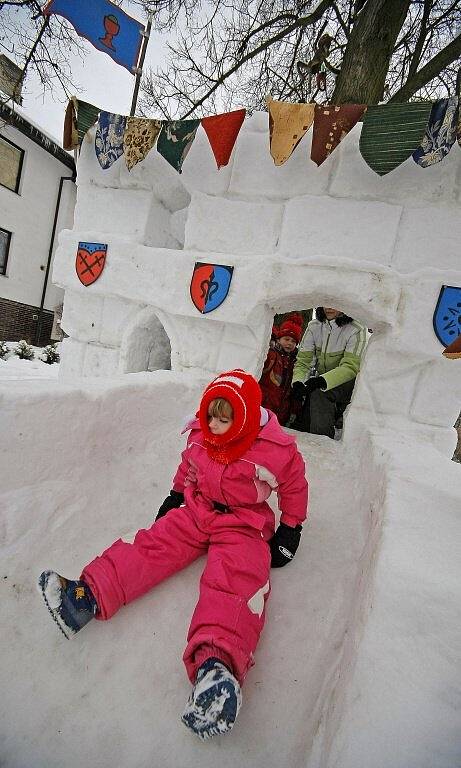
64 94 461 177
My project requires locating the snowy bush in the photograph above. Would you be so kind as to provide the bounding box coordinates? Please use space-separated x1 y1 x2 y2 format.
14 340 35 360
40 343 60 365
0 341 9 360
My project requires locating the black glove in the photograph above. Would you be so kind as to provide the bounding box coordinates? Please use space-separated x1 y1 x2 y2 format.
291 381 307 402
155 489 184 521
269 522 302 568
303 376 326 395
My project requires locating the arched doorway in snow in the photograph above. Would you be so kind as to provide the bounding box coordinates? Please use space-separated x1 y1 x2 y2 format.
119 307 171 374
261 305 373 441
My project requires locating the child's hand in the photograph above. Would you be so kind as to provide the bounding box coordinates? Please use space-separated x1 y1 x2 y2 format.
155 489 185 521
269 523 302 567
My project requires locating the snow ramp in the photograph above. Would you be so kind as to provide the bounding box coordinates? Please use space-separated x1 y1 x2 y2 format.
1 372 459 768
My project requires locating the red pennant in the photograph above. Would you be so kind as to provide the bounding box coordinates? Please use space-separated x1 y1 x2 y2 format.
201 109 246 169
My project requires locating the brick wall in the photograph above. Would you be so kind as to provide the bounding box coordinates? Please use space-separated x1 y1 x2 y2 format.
0 297 53 345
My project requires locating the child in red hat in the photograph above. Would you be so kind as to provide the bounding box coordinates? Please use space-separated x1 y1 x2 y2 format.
38 370 308 741
259 312 303 426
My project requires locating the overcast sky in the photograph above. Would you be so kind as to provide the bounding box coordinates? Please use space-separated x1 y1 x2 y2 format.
17 14 168 144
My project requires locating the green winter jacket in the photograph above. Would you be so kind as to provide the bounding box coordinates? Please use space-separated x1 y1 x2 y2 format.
292 318 367 391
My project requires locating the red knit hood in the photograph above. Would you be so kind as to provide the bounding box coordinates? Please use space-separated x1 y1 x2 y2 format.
199 369 262 463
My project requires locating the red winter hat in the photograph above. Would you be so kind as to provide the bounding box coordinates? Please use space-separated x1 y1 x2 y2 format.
199 369 262 463
278 312 303 343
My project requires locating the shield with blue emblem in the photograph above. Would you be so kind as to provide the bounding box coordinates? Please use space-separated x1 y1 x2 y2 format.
190 262 234 314
433 285 461 346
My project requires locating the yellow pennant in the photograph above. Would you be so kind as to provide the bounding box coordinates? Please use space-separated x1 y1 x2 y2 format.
266 96 315 165
124 117 162 171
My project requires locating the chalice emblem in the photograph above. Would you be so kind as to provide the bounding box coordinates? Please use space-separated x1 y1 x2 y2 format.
100 14 120 51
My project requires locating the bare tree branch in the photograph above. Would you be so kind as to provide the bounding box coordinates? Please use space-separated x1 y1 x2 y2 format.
390 31 461 102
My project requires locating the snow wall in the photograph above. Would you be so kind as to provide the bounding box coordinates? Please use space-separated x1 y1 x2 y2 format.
1 112 460 767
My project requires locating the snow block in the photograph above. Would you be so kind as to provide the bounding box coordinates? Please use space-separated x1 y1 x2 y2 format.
144 198 180 249
74 185 153 240
279 195 401 265
58 337 87 380
99 296 143 348
60 289 104 343
76 126 122 190
83 343 120 377
120 149 191 213
330 123 460 205
168 315 224 372
184 191 284 254
409 358 461 428
180 124 233 196
229 126 333 199
170 208 187 247
394 275 458 359
393 204 461 272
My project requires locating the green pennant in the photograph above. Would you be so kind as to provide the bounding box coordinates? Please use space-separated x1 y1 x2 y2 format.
63 97 100 150
359 101 432 176
157 119 201 173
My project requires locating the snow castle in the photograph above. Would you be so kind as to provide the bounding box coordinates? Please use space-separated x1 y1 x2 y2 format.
1 113 460 768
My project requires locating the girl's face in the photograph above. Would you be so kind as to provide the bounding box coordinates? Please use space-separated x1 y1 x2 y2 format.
278 334 297 352
207 404 233 435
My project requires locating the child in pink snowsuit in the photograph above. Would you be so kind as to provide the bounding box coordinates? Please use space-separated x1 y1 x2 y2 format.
38 369 308 740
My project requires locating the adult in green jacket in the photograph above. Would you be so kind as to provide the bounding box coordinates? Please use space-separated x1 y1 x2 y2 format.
291 307 367 438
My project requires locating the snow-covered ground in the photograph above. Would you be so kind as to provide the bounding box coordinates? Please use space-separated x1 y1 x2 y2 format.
0 343 60 381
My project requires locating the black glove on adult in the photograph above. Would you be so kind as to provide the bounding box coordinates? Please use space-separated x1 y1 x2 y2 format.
155 489 184 521
291 381 307 402
303 376 326 395
270 523 303 567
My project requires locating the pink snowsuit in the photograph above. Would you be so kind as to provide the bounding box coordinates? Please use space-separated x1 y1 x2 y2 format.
81 411 308 684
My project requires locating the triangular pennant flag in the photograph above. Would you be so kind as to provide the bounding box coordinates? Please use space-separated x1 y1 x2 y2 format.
63 97 99 150
311 103 367 166
413 96 459 167
156 119 201 173
266 97 315 165
443 333 461 359
359 101 432 176
201 109 246 168
95 111 127 169
123 117 162 170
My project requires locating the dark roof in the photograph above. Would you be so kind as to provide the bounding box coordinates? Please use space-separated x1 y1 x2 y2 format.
0 101 75 173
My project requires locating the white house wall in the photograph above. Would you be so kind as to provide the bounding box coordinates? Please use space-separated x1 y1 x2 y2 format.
0 123 76 311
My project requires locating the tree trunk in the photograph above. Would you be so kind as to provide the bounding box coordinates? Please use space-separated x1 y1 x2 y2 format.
332 0 411 104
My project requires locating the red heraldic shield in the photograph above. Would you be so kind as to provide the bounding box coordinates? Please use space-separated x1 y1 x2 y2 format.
76 241 108 286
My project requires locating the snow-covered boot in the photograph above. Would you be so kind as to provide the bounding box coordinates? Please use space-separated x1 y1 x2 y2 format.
38 570 97 640
181 657 242 740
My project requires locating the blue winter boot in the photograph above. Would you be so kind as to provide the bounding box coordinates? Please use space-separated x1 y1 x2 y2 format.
38 570 97 640
181 658 242 740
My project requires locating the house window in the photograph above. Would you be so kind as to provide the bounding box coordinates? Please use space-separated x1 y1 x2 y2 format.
0 136 24 193
0 227 12 275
